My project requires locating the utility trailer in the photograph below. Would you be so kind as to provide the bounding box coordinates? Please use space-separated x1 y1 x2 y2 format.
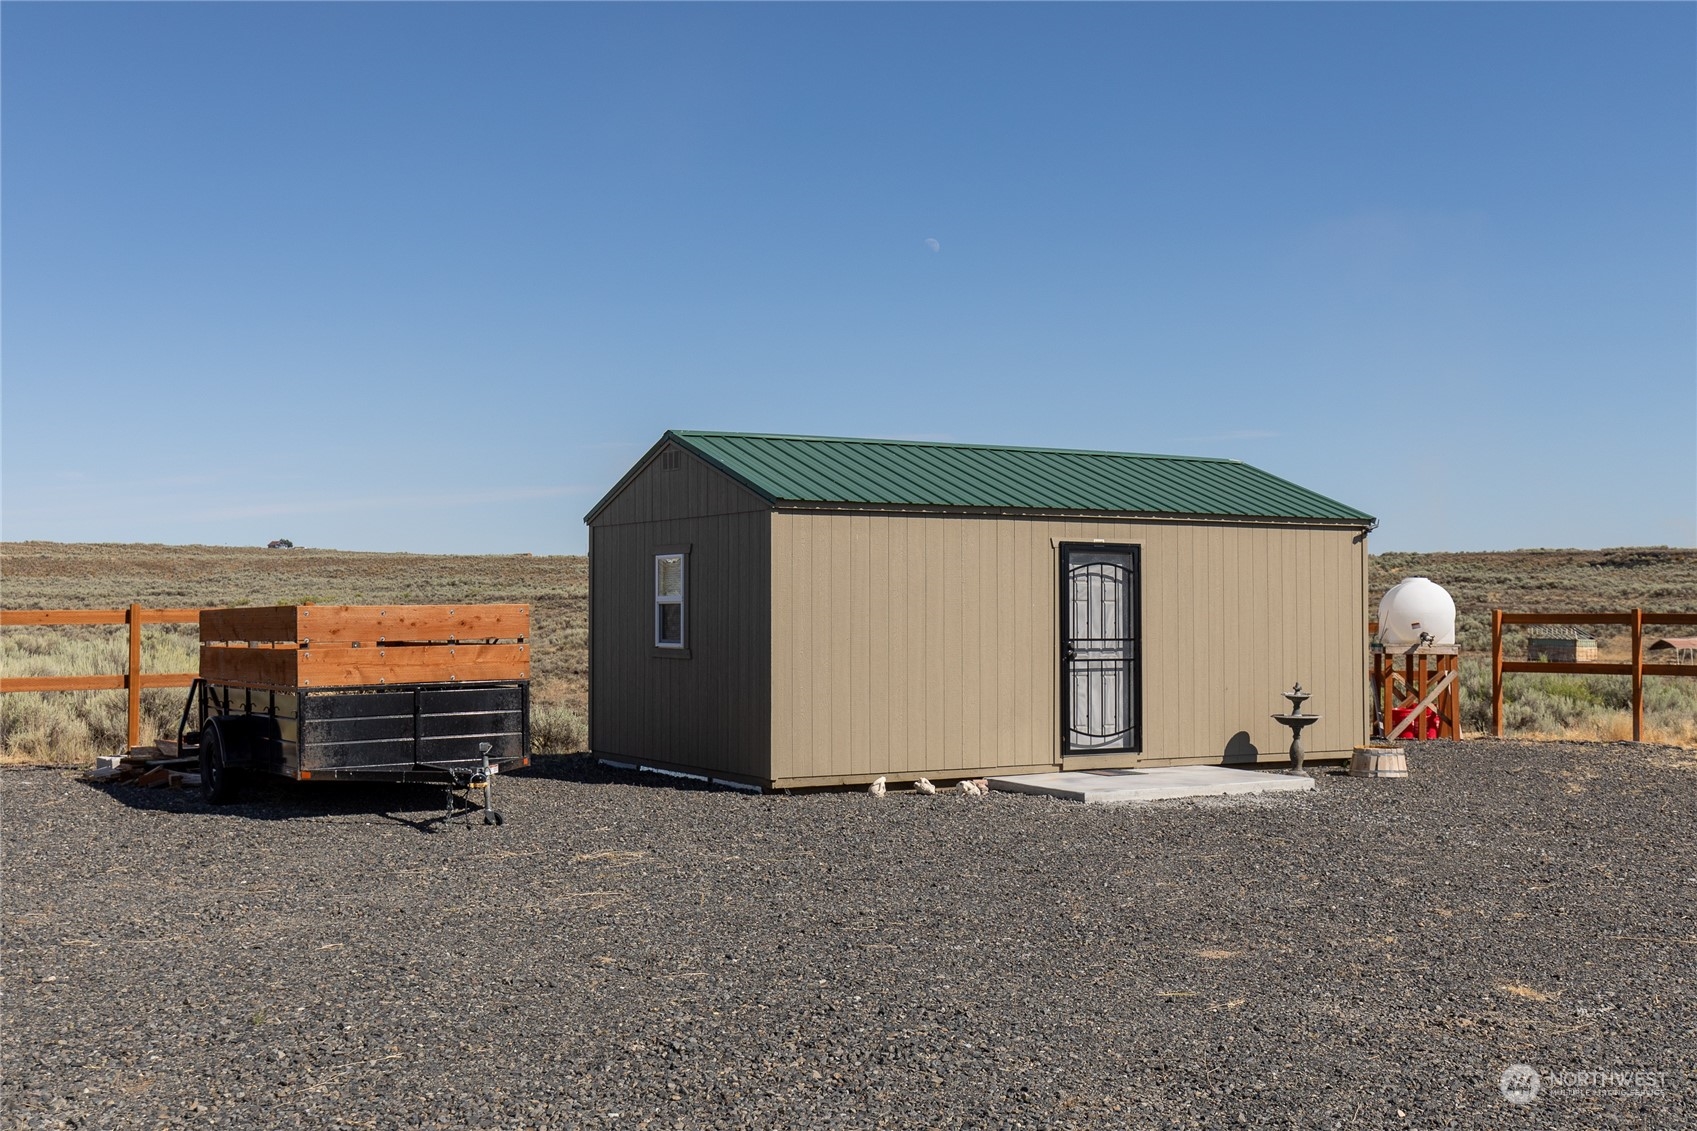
178 604 531 824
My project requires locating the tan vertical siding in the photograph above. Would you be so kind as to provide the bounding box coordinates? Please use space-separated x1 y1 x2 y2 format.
990 522 1014 758
922 520 945 770
883 518 910 772
848 515 871 779
958 520 981 770
868 519 896 774
828 517 853 777
1217 523 1240 752
766 510 1368 786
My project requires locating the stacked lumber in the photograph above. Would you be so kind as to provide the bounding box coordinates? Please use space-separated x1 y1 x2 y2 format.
83 740 202 790
198 604 530 689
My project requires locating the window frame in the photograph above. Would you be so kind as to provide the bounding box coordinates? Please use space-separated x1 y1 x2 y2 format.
653 551 687 650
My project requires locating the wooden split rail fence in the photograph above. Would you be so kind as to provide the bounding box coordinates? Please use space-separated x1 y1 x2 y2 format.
1491 609 1697 741
0 605 202 749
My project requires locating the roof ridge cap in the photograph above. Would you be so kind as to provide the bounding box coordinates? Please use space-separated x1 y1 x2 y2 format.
668 430 1243 464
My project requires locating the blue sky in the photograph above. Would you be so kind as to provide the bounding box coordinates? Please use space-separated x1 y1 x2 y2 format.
4 3 1693 555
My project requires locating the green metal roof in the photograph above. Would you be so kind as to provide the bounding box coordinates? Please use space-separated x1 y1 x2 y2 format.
640 431 1374 525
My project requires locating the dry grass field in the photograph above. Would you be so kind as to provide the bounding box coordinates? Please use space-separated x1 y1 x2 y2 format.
2 541 1692 763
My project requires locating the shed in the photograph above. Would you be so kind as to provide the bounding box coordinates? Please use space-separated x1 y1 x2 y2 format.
1647 637 1697 663
586 431 1377 789
1526 628 1599 663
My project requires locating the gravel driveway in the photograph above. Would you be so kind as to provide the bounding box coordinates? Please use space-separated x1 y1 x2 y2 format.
4 741 1692 1129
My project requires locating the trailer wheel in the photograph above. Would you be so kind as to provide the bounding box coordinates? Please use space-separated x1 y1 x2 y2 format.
200 721 240 805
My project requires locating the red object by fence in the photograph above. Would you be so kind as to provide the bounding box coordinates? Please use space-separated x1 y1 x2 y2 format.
1391 706 1439 741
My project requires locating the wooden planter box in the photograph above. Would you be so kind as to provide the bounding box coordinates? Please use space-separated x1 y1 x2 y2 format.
199 604 529 689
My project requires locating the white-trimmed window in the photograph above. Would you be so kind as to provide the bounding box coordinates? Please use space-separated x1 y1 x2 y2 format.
654 552 686 647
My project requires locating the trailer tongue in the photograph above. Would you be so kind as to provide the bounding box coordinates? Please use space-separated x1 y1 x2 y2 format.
178 604 532 825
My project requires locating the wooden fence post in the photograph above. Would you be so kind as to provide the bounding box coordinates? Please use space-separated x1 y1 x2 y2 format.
127 603 143 750
1380 654 1393 736
1631 607 1644 742
1493 607 1506 730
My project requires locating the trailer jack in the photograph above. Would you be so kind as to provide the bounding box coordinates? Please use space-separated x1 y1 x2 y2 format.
440 744 504 829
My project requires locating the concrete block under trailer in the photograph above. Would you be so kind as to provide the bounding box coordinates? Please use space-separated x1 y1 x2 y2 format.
180 604 532 822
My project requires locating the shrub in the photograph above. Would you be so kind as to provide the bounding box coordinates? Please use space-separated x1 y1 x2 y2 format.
530 704 587 755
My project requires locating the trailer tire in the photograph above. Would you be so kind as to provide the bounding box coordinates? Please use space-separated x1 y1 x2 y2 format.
200 721 240 805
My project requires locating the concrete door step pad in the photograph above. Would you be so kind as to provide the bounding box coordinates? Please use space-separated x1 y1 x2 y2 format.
987 765 1314 804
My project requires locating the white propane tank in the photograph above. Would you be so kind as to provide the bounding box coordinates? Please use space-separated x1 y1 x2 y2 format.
1378 577 1456 647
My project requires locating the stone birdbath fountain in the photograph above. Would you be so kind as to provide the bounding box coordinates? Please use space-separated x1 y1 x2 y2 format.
1271 683 1321 775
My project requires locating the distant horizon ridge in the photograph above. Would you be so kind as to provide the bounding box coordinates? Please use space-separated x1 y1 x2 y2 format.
1 539 1690 558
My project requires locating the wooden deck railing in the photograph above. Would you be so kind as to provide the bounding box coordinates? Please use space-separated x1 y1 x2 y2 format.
0 605 202 749
1491 609 1697 741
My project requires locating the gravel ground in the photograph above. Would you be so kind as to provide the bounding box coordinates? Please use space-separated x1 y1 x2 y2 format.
4 741 1693 1130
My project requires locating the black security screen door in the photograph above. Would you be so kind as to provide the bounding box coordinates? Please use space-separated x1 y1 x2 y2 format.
1060 544 1141 754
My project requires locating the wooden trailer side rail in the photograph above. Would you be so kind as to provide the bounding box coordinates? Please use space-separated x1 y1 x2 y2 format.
197 604 531 689
199 642 530 688
200 604 529 644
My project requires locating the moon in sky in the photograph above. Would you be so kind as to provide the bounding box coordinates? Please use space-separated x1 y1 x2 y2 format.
923 238 940 252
